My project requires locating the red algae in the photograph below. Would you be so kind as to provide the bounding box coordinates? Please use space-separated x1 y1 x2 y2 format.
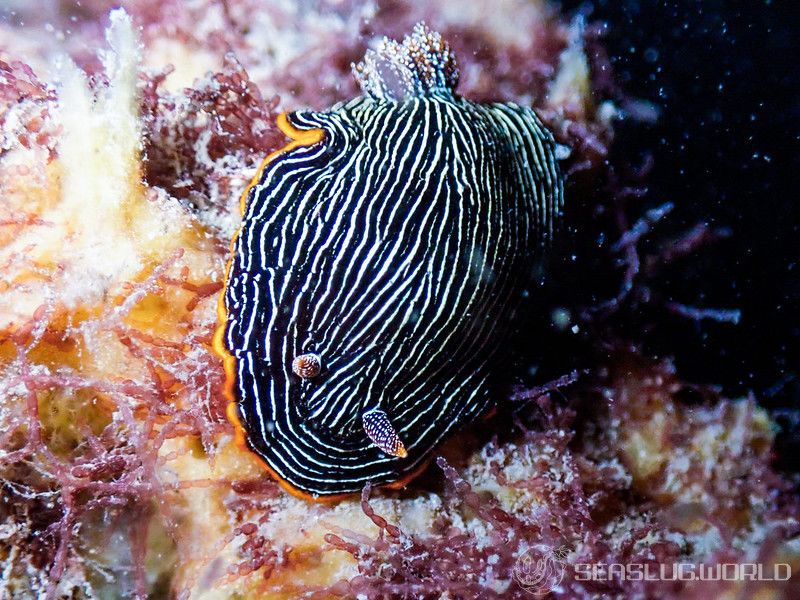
140 53 284 219
0 60 58 158
0 1 798 599
0 247 231 597
313 360 799 599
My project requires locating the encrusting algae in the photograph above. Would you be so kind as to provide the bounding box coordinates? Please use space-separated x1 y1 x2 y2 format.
0 2 797 599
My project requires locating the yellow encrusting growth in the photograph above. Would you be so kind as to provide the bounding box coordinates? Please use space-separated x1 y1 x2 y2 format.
4 3 796 599
0 12 225 593
0 9 217 345
547 20 592 119
0 10 219 335
52 10 142 301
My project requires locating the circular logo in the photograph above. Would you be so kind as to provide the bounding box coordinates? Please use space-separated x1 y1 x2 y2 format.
512 544 566 597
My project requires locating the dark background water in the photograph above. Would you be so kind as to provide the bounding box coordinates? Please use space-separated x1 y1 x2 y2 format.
557 0 799 461
558 1 799 396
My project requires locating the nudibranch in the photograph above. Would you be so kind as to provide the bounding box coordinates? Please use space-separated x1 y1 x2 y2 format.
214 24 563 500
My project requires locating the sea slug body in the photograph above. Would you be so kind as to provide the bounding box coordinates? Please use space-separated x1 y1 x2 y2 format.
214 24 564 499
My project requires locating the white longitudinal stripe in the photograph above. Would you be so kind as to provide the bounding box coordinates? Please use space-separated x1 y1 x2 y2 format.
307 105 415 339
299 122 397 340
269 146 382 456
284 137 373 324
278 103 450 460
309 125 448 401
223 86 563 494
240 272 262 358
314 177 456 438
245 148 328 272
325 126 446 355
309 102 431 349
312 100 431 338
320 270 431 430
384 160 473 409
242 112 396 462
389 105 502 418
